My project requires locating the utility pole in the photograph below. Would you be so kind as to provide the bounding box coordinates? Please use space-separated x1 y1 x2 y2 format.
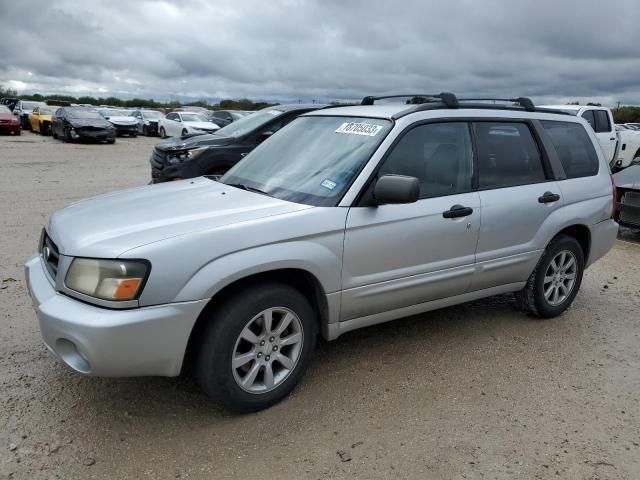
617 101 621 109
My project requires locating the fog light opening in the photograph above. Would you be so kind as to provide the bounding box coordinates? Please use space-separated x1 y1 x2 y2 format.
55 338 91 374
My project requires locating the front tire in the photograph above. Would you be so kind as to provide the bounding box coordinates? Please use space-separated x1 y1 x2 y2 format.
516 234 584 318
160 127 167 138
196 283 317 413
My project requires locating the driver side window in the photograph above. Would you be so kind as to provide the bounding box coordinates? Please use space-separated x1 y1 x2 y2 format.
378 122 474 199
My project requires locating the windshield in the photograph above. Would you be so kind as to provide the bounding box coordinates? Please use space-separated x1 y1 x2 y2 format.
214 108 284 138
181 113 207 122
40 107 57 115
142 110 163 119
221 116 392 206
22 102 40 110
67 109 104 119
0 106 11 114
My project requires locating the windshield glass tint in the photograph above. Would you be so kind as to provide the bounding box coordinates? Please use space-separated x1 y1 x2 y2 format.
214 108 283 137
40 107 56 115
142 110 163 119
221 116 392 206
22 102 40 110
181 113 207 122
67 109 103 119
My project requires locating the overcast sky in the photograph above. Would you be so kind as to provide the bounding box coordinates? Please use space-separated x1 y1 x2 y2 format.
1 0 639 106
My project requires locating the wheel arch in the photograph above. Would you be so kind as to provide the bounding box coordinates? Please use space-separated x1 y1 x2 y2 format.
181 268 330 375
553 224 591 263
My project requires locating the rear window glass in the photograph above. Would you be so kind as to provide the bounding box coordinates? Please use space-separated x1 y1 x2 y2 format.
475 122 546 189
541 121 599 178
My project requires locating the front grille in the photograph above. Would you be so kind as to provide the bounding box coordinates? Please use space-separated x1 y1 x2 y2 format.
40 232 60 280
620 191 640 226
148 121 159 134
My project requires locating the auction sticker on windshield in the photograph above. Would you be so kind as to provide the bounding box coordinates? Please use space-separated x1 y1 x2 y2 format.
335 122 383 136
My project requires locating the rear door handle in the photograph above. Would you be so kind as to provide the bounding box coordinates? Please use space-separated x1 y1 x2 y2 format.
538 191 560 203
442 204 473 219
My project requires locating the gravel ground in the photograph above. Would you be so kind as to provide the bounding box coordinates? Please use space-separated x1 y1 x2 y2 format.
1 130 640 480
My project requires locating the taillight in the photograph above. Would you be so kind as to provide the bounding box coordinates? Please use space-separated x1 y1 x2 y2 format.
611 175 617 219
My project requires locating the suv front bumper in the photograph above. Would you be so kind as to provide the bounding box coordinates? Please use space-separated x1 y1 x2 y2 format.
25 254 207 377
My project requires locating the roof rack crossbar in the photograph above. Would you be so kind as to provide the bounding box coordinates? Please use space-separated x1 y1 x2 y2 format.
361 92 459 108
458 97 536 112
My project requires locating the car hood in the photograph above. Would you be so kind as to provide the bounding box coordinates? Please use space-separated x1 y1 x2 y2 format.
107 116 137 124
613 164 640 190
0 114 15 121
47 177 312 258
184 121 218 129
68 117 113 129
155 133 232 151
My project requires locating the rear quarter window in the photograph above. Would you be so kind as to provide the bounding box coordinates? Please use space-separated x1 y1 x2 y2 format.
541 120 599 178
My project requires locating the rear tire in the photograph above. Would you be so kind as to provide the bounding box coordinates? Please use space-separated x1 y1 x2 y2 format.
516 234 584 318
196 283 317 413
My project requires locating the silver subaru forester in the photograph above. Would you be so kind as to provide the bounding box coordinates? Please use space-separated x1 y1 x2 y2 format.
25 93 619 412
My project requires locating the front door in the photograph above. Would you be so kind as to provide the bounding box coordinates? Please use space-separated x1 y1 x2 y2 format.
341 122 480 321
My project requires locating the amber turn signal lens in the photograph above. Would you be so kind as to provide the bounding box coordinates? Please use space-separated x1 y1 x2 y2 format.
113 278 143 300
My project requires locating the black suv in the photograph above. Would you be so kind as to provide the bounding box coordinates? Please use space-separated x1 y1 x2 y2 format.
150 104 324 183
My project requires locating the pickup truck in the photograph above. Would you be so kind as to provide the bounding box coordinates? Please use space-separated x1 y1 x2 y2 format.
541 105 640 171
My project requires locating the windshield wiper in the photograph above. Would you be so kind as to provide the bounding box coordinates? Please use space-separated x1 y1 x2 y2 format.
226 183 271 197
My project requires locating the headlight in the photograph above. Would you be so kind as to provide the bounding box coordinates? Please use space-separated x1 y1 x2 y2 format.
167 147 208 165
65 258 150 301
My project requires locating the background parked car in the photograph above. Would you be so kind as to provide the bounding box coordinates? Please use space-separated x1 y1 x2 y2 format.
158 111 220 138
150 104 323 182
51 107 116 143
1 97 18 111
614 163 640 229
0 105 21 135
204 110 250 127
129 109 164 136
13 100 44 129
28 105 59 135
97 108 139 137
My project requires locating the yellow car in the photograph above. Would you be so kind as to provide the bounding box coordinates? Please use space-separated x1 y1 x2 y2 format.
29 106 59 135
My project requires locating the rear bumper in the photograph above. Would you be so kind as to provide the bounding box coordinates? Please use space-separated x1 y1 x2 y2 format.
25 254 208 377
586 219 619 268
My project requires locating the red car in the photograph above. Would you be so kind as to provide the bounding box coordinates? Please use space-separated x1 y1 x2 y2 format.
0 105 20 135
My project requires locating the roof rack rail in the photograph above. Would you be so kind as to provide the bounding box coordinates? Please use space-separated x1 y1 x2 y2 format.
361 92 459 108
458 97 535 112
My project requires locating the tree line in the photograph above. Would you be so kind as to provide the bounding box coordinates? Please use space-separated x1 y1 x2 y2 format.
0 85 275 111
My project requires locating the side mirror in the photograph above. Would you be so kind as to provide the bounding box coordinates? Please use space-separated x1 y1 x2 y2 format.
373 175 419 205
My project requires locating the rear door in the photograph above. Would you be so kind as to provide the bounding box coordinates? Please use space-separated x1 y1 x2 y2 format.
341 122 480 321
472 121 562 291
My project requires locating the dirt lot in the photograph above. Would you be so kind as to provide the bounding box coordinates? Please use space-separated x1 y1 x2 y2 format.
1 130 640 480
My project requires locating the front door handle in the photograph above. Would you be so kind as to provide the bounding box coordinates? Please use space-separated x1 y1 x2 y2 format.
442 204 473 219
610 137 616 141
538 191 560 203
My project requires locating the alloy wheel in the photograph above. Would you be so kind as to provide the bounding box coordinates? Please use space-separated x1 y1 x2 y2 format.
543 250 577 306
231 307 303 394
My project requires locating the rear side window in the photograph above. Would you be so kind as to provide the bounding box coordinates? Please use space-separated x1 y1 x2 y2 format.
541 120 599 178
593 110 611 132
475 122 546 189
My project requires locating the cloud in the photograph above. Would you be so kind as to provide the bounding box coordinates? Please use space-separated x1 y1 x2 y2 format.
0 0 639 105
